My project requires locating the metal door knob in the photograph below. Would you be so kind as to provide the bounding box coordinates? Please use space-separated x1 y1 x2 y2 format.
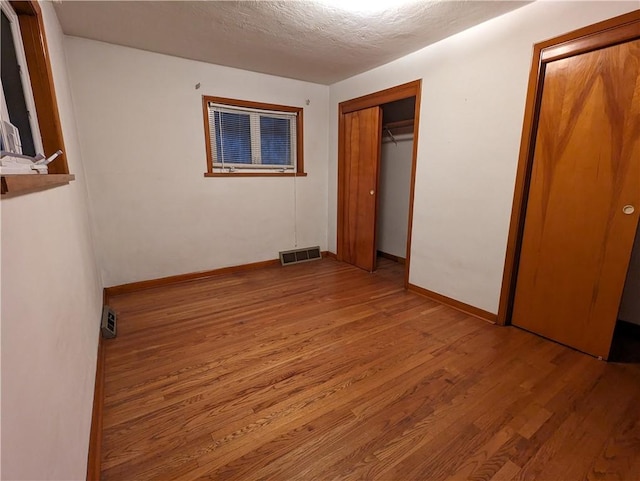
369 190 375 196
623 205 635 215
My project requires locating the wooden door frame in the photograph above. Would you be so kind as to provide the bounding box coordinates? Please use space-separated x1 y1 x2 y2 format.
497 10 640 326
337 80 422 287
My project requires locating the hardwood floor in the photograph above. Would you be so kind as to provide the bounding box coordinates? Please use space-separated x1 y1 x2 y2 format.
101 258 640 480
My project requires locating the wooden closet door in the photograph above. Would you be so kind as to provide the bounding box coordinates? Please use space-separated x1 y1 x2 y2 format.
512 39 640 359
341 107 382 272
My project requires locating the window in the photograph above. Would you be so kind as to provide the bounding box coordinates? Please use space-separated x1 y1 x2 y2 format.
1 1 43 158
203 96 305 176
0 0 70 194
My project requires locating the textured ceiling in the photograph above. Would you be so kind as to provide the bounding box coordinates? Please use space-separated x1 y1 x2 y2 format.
54 0 530 85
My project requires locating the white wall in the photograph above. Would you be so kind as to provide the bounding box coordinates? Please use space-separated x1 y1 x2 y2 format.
0 3 103 480
64 38 329 287
328 1 639 313
619 226 640 326
377 136 413 258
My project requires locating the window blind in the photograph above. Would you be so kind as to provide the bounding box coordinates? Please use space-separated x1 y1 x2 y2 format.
208 103 297 170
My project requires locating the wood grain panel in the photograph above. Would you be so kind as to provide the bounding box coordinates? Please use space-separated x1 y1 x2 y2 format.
99 258 640 480
497 10 640 326
512 39 640 359
341 107 382 271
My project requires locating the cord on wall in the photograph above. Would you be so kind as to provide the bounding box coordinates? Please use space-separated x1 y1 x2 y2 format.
293 171 298 248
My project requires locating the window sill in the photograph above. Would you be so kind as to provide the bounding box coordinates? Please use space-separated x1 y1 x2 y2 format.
204 172 307 178
1 173 75 197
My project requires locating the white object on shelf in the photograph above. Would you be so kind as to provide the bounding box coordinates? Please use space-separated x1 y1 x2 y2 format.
0 158 37 174
0 149 62 175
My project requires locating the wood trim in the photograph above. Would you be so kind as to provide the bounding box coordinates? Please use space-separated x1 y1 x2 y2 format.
496 43 545 325
339 80 422 115
377 250 406 265
204 96 303 113
296 107 304 176
10 0 69 174
204 172 308 178
497 10 640 326
9 1 37 15
408 283 497 324
337 108 346 261
86 335 105 481
404 81 421 289
336 79 422 287
371 107 383 271
1 173 74 196
202 94 214 174
535 9 640 56
201 95 305 175
541 20 640 63
105 253 337 299
105 259 281 298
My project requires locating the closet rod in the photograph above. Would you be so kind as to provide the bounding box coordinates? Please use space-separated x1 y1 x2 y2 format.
382 119 414 130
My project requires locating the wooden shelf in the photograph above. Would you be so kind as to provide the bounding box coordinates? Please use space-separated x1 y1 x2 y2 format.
1 173 75 196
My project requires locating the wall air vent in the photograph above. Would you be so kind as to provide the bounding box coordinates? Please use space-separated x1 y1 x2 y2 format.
101 305 117 339
279 246 322 266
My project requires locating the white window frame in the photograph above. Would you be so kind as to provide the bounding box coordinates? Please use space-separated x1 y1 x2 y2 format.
0 0 44 155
